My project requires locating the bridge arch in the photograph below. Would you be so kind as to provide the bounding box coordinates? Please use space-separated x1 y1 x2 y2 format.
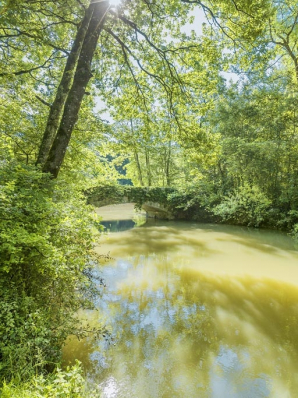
86 185 177 219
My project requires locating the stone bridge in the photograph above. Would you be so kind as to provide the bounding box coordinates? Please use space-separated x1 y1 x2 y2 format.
86 185 178 220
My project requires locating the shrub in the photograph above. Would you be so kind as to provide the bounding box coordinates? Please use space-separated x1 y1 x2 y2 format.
291 223 298 242
212 184 272 227
0 361 100 398
0 162 102 380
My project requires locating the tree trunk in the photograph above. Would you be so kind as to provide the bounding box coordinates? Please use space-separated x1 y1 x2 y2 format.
165 140 171 186
294 59 298 84
133 149 144 186
145 148 152 186
43 0 110 178
130 119 144 186
36 4 95 166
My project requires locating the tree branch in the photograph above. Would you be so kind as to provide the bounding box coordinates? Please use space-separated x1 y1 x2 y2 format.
109 10 185 90
35 95 52 107
229 0 255 18
0 52 57 78
180 0 236 42
103 27 150 111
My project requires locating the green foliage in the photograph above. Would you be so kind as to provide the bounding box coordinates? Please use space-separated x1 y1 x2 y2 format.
0 361 99 398
87 183 176 209
212 184 272 227
0 289 60 380
291 223 298 242
164 185 217 222
0 161 102 380
87 183 218 222
86 182 126 207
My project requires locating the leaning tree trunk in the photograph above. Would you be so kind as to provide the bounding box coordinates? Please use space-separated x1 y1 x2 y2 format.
36 4 95 166
43 0 110 178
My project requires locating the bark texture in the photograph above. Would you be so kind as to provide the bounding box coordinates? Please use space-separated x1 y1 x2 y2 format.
36 4 95 166
43 1 110 178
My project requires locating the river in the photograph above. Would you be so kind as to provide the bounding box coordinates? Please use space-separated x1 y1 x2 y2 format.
63 204 298 398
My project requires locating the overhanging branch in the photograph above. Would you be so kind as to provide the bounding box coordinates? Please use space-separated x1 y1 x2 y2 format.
0 51 59 78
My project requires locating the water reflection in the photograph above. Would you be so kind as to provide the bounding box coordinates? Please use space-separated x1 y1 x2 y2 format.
101 219 136 233
63 222 298 397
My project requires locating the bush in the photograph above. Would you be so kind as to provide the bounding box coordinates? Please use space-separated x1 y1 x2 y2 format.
291 223 298 242
0 162 102 380
0 361 99 398
212 184 272 227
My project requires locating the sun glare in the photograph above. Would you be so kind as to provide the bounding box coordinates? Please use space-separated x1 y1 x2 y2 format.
91 0 122 6
109 0 122 7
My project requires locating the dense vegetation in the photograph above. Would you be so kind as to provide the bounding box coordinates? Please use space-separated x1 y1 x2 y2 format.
1 0 298 395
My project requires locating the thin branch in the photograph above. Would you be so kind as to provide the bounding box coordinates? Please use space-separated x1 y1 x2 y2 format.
180 0 236 42
109 10 185 90
35 95 52 107
229 0 255 18
1 131 31 157
0 52 57 78
104 27 149 110
286 12 298 38
105 27 173 95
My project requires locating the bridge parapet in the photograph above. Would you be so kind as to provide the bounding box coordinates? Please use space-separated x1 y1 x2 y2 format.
86 185 177 219
86 184 216 221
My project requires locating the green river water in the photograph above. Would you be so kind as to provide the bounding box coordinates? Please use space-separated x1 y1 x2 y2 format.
63 204 298 398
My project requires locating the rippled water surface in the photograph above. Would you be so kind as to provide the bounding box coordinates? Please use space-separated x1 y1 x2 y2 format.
63 205 298 398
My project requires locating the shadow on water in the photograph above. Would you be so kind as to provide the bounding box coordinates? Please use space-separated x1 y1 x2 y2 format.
139 219 298 253
99 218 298 259
100 222 219 257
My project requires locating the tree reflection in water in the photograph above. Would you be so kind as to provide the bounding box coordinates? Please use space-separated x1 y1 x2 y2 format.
63 222 298 397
